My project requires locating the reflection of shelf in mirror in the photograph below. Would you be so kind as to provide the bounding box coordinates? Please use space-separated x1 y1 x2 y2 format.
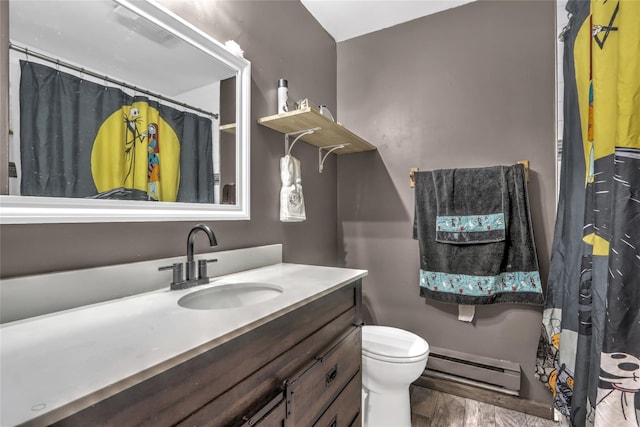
257 107 376 155
219 123 236 134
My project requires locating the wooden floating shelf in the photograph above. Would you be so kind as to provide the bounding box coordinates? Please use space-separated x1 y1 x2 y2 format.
257 107 376 155
219 123 236 134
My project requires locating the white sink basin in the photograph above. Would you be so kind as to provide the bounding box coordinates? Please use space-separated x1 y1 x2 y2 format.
177 282 284 310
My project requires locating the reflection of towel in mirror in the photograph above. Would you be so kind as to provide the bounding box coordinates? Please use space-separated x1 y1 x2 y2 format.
280 155 306 222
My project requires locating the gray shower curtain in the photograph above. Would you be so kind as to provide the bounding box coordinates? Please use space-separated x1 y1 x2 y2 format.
19 60 214 203
535 1 640 426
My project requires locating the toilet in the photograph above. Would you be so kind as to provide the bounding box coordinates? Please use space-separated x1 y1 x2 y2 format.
361 325 429 427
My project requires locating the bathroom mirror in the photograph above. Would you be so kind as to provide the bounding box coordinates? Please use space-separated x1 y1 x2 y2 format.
1 0 250 223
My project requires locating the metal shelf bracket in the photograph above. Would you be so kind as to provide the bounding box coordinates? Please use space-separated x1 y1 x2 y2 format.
319 144 350 173
285 127 321 156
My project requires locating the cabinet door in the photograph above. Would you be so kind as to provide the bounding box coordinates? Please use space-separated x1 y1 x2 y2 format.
252 400 285 427
287 326 361 426
349 412 362 427
241 393 286 427
313 370 361 427
179 308 358 427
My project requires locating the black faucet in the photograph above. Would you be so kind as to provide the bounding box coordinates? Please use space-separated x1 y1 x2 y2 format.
186 224 218 281
159 224 218 290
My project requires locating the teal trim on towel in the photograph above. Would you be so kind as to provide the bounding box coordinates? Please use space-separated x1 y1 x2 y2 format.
419 269 542 296
436 213 505 233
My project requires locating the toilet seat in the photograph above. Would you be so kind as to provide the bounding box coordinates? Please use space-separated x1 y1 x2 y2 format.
362 325 429 364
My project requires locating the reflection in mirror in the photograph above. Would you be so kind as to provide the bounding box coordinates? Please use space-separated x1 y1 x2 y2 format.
2 0 250 223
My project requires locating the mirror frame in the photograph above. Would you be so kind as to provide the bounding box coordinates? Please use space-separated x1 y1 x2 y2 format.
0 0 251 224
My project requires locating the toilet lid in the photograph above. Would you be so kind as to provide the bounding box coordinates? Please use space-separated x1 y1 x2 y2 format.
362 326 429 362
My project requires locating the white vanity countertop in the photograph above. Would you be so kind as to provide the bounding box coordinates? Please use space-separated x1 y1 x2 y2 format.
0 263 367 426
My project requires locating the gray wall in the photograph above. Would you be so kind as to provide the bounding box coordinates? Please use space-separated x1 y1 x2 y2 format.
336 1 555 403
0 1 338 277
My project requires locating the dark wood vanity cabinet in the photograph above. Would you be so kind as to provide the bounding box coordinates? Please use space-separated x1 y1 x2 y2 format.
54 279 362 427
240 327 361 427
285 327 361 426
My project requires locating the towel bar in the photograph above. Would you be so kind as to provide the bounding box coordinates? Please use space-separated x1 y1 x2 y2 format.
517 160 530 182
409 167 419 188
409 161 530 188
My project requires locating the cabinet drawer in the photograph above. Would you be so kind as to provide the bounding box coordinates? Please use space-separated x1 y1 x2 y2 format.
313 370 361 427
289 326 361 426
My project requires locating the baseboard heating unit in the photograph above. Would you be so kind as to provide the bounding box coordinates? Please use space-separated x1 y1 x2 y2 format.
424 346 521 396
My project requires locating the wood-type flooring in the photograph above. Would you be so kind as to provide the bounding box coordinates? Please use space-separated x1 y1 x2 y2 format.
410 386 571 427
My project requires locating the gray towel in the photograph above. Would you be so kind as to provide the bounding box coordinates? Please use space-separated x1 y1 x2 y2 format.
433 166 506 243
413 164 543 305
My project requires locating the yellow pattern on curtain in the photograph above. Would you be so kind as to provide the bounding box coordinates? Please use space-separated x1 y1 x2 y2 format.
589 1 640 426
91 101 181 202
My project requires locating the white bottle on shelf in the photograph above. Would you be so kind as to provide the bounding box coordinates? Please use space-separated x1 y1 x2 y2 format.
277 79 289 114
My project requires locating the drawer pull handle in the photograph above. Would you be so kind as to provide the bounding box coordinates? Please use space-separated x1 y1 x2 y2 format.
326 365 338 386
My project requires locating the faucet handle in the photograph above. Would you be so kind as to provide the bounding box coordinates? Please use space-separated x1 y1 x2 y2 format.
159 262 184 286
198 258 218 280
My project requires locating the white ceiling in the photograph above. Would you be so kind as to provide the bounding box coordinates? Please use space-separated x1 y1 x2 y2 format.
9 0 477 95
301 0 476 42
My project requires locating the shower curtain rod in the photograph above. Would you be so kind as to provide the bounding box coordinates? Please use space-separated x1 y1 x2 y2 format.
9 43 219 120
